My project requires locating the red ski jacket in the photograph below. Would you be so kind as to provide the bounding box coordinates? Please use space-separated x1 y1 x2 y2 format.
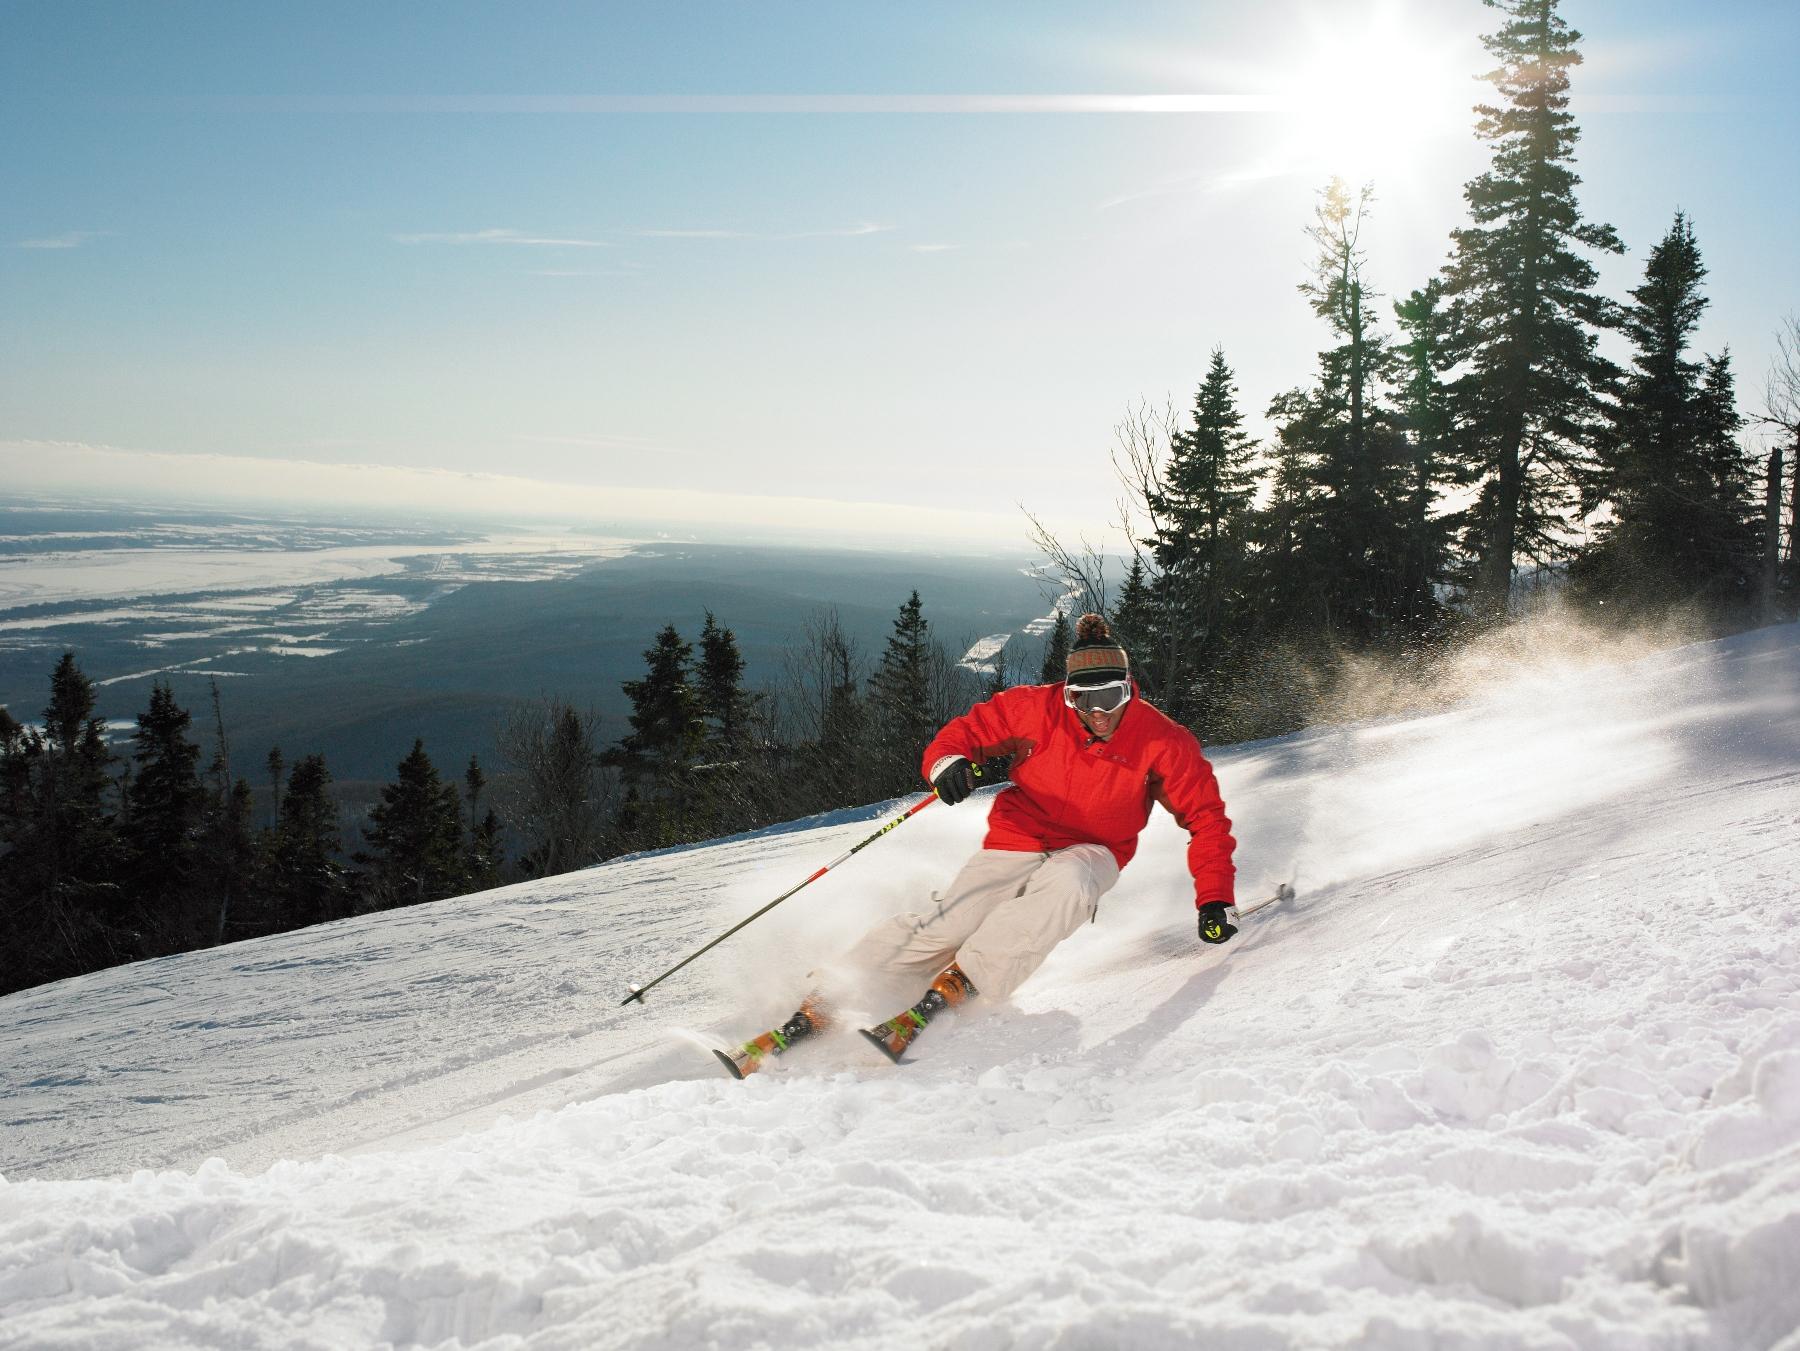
921 682 1236 906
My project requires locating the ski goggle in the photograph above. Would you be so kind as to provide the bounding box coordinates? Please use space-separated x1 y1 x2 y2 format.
1064 680 1132 715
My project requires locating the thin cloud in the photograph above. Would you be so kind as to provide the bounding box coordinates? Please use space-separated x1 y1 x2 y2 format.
392 229 612 247
219 94 1283 113
630 221 891 241
908 243 962 253
15 231 112 249
1098 161 1296 211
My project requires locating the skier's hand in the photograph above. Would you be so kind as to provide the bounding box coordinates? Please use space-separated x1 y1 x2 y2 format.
1198 902 1238 945
932 757 977 805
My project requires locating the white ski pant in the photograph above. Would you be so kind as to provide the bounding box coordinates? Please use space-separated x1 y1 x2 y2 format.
836 845 1121 1004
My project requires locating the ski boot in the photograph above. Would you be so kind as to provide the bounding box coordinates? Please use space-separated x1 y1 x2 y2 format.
714 997 830 1079
859 963 978 1063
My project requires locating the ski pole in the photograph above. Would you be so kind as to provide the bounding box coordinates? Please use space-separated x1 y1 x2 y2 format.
1230 883 1296 921
621 792 940 1006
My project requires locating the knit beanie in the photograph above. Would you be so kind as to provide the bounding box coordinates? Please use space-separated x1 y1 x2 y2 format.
1065 613 1130 686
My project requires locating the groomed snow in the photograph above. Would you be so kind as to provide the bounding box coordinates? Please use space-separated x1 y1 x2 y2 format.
2 623 1797 1349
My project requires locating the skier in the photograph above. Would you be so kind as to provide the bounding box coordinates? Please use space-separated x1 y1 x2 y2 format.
717 612 1238 1077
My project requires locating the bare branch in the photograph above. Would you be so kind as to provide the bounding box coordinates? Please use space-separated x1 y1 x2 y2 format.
1761 314 1800 434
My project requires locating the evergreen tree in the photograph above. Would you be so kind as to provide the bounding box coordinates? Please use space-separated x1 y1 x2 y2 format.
267 754 350 929
690 611 771 835
464 755 485 830
604 626 703 848
866 592 937 792
696 611 751 755
1440 0 1623 615
123 682 208 951
1 655 123 989
45 656 125 942
1579 214 1760 618
467 808 505 891
607 626 703 785
1038 610 1071 684
1692 352 1762 615
1391 280 1464 623
1141 347 1263 719
0 704 42 993
198 679 255 945
361 740 465 909
0 706 28 824
265 745 284 828
1109 557 1159 694
207 778 259 943
1263 180 1426 644
983 642 1011 699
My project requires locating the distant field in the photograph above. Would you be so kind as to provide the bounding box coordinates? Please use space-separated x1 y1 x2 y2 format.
0 504 1061 792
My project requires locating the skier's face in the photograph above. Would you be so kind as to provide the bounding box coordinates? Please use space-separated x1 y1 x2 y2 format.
1066 677 1131 739
1080 703 1124 738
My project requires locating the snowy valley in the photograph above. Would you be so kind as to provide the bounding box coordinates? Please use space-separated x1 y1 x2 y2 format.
2 622 1798 1349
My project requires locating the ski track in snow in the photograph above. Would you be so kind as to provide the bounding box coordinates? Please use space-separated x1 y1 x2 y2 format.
2 625 1798 1348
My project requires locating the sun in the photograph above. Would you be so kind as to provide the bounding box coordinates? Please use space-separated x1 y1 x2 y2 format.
1270 5 1478 186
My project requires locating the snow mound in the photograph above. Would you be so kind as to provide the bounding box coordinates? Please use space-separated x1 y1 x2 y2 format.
3 623 1798 1349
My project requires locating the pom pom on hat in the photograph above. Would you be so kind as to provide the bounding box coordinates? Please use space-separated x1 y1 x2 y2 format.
1066 612 1129 686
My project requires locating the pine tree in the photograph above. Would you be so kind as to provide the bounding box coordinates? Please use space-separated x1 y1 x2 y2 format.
1692 352 1762 615
1263 180 1426 644
1109 558 1159 694
1579 214 1760 618
361 740 466 909
208 778 258 942
1038 610 1071 684
1391 281 1464 623
983 642 1011 699
267 754 350 929
604 626 703 848
1142 347 1263 719
696 611 751 755
1440 0 1623 615
608 626 703 785
467 809 505 891
3 655 123 987
197 679 256 945
265 745 284 828
464 755 485 829
0 704 43 993
123 682 208 951
867 592 937 792
692 610 772 831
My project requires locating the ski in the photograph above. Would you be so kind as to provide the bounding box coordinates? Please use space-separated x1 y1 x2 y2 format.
858 1016 922 1064
710 1001 826 1079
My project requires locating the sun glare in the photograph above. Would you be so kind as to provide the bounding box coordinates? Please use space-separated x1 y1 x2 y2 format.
1272 7 1475 185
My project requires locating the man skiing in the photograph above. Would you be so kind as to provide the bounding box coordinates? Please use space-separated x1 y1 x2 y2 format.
717 612 1238 1077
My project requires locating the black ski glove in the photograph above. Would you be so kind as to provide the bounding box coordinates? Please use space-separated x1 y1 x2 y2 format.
932 757 977 805
1198 902 1238 945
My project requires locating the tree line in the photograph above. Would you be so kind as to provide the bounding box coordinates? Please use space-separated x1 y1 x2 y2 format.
0 653 507 995
0 592 1018 995
1032 0 1797 744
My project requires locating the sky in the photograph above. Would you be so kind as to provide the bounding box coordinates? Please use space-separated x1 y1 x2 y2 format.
2 0 1796 547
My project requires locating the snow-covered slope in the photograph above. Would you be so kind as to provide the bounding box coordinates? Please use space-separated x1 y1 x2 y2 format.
3 623 1798 1349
